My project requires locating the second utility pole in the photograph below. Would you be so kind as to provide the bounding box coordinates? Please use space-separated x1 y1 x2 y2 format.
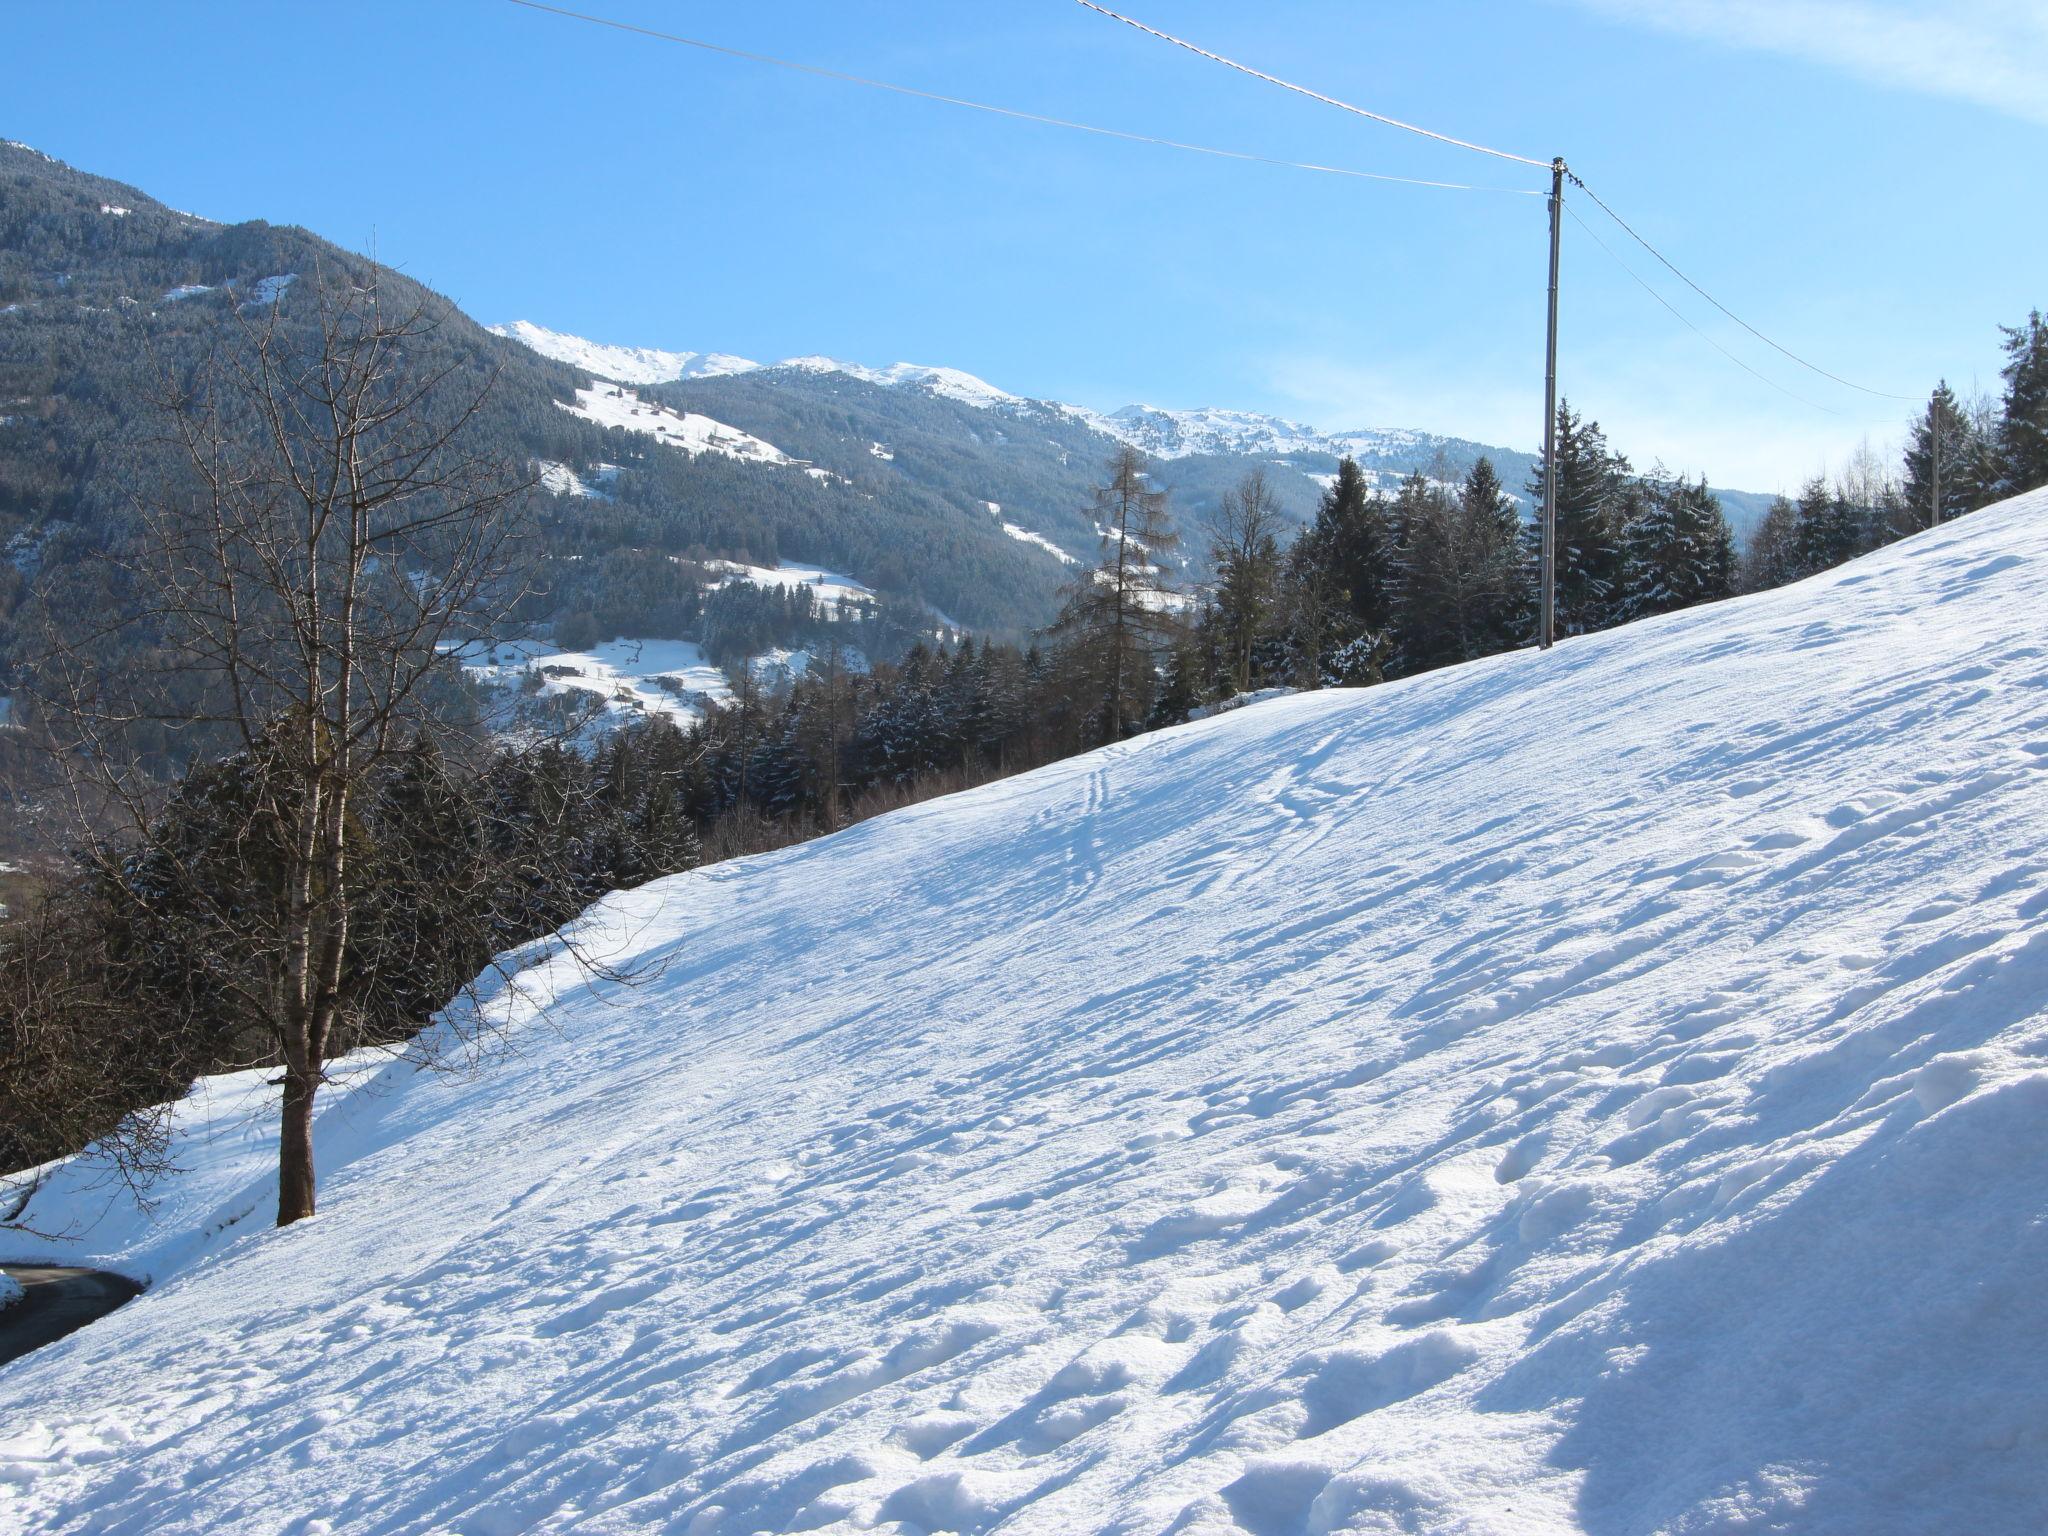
1540 156 1565 650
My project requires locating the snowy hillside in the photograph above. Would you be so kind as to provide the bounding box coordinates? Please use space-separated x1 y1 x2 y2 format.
7 493 2048 1534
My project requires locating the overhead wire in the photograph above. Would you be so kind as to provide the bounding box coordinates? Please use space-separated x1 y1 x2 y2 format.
499 0 1540 194
1070 2 1918 408
1566 172 1918 402
1562 204 1841 416
1070 0 1552 169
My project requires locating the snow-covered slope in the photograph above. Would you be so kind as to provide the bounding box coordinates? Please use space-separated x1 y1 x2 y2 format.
558 384 796 468
8 494 2048 1534
489 320 758 385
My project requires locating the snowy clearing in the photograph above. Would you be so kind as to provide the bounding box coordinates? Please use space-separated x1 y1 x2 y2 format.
559 385 793 468
704 559 876 611
6 492 2048 1534
462 637 732 728
1000 522 1079 564
534 459 620 501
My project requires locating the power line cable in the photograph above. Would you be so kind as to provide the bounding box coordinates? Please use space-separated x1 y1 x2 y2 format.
1563 204 1841 416
1071 1 1915 406
1070 0 1551 169
1567 172 1917 402
500 0 1539 194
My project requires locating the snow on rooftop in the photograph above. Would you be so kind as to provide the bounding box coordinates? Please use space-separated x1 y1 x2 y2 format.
490 320 759 386
559 385 793 468
10 491 2048 1533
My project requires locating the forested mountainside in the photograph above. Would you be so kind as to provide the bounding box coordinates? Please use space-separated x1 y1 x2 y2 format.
0 140 1071 680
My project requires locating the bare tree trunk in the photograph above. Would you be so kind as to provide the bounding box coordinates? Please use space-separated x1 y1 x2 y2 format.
277 1046 319 1223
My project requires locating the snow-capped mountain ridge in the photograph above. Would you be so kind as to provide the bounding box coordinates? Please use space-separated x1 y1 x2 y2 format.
494 318 1437 462
487 320 757 387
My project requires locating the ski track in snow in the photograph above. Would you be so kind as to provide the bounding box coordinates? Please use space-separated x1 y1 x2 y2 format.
6 495 2048 1534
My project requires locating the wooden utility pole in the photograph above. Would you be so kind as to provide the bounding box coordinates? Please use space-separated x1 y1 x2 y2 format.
1540 156 1565 649
1930 389 1944 528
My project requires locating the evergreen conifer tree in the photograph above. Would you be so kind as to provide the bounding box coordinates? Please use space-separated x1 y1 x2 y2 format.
1524 401 1629 637
1993 309 2048 496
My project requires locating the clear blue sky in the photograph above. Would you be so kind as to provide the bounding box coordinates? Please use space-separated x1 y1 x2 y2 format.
9 2 2044 489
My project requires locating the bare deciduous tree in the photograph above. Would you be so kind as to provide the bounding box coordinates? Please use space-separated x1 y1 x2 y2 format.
35 272 539 1225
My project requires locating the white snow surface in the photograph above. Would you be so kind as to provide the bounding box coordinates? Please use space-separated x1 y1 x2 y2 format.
560 385 794 468
8 492 2048 1534
463 637 732 728
1000 522 1080 564
0 1273 19 1310
705 560 876 611
491 320 760 386
535 459 620 501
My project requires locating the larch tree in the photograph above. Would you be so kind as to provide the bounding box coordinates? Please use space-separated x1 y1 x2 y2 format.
1049 446 1182 743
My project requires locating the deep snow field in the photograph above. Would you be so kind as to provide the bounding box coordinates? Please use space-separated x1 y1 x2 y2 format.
4 493 2048 1535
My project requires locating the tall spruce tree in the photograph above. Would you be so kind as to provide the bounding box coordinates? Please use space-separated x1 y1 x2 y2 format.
1791 476 1861 577
1299 455 1397 647
1902 382 1980 530
1993 309 2048 497
1524 400 1629 638
1617 472 1736 621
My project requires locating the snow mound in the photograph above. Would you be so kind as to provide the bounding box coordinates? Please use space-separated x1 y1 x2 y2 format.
8 492 2048 1534
491 320 759 385
0 1272 20 1310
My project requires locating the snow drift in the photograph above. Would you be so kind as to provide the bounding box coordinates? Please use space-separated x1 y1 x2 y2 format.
5 493 2048 1535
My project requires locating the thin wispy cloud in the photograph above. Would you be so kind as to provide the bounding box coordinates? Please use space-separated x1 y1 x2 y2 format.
1568 0 2048 127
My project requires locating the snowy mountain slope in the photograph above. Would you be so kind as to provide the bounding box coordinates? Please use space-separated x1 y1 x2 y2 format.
558 384 800 469
492 319 1779 541
8 493 2048 1534
495 317 1456 463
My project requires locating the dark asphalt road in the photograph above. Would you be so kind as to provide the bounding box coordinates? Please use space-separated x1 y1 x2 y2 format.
0 1266 143 1367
